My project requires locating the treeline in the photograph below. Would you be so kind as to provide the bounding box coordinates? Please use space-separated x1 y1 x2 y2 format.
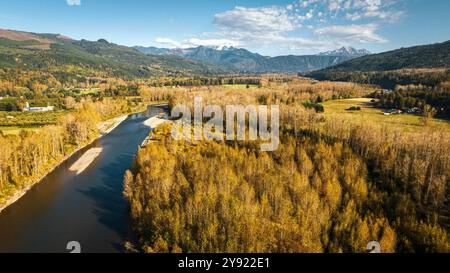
135 78 373 113
0 68 270 100
145 77 263 87
0 69 141 99
0 98 61 111
0 96 141 128
371 83 450 118
0 98 136 206
308 68 449 90
162 78 373 109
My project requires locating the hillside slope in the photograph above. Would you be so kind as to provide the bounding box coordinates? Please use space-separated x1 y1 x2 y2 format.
306 41 450 90
0 29 226 78
316 40 450 72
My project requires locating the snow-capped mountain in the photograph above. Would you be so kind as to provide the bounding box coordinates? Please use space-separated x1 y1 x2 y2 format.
134 45 369 73
319 47 371 57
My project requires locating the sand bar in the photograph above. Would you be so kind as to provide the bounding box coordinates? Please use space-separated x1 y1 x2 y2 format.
143 116 169 129
98 115 129 135
69 148 103 175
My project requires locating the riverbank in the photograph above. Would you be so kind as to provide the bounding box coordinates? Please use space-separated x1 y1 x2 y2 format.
0 111 133 214
69 147 103 175
140 116 171 147
143 116 169 128
98 115 129 135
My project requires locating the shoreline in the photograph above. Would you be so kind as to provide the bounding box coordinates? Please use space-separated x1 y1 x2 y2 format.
0 111 133 214
141 116 171 146
69 147 103 175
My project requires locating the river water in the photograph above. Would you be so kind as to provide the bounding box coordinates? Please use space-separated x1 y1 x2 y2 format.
0 105 167 253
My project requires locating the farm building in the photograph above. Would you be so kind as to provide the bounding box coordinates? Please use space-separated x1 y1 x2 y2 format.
23 102 55 112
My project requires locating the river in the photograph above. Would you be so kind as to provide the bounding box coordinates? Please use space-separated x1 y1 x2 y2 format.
0 105 167 253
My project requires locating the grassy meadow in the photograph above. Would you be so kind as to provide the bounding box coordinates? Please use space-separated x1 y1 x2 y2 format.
0 126 42 135
0 110 67 135
321 98 450 133
222 84 259 89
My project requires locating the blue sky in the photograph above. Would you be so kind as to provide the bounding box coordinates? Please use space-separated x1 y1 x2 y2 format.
0 0 449 56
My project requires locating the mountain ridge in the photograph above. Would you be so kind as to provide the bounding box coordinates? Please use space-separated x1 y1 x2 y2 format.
0 28 227 78
318 47 371 57
312 40 450 72
306 40 450 90
134 45 371 73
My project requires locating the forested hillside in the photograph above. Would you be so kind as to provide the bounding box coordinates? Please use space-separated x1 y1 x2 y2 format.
308 41 450 89
0 29 225 79
313 40 450 72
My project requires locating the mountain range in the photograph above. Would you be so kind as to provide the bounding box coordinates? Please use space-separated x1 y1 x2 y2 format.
0 28 371 77
0 28 225 78
1 28 448 80
318 47 372 57
134 45 371 73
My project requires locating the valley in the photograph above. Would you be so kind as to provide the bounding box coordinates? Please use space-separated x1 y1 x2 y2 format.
0 22 449 254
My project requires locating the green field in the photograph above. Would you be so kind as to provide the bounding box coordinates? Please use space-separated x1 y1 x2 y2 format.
0 126 42 135
222 84 258 89
0 110 66 126
321 98 450 133
73 88 100 96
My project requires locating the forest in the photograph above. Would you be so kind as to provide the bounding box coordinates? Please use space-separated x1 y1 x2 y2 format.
1 70 449 252
124 79 450 253
307 68 450 90
373 84 450 118
307 68 450 118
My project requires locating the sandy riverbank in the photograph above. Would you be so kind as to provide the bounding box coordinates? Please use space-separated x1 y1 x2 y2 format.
0 113 130 214
143 116 169 129
69 147 103 175
98 115 129 135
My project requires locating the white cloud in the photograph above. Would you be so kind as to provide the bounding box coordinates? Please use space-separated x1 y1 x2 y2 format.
300 0 403 21
209 6 332 51
301 0 319 9
314 24 387 43
213 6 296 34
66 0 81 6
253 34 333 51
195 5 334 53
297 9 315 21
155 37 240 49
184 38 241 48
155 37 181 48
345 12 363 21
152 0 405 55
